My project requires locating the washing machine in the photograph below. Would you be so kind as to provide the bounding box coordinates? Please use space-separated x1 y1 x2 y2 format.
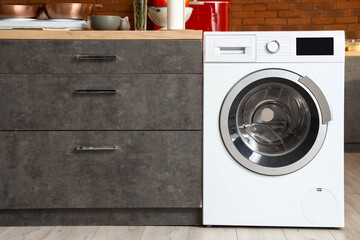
203 31 345 227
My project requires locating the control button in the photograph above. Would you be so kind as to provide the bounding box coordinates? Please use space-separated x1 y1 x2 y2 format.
266 40 280 53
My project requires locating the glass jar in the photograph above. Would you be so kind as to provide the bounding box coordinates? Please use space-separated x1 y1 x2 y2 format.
133 0 148 30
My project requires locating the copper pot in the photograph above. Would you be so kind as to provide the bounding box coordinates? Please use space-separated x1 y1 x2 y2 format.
44 3 103 20
0 4 43 18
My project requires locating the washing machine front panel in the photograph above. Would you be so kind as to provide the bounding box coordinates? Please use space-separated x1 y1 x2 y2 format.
203 31 344 227
219 69 330 175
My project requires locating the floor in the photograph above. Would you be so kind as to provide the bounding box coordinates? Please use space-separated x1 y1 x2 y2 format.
1 153 360 240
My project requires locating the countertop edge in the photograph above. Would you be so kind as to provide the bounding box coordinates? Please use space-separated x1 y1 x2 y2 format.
0 30 203 40
346 52 360 57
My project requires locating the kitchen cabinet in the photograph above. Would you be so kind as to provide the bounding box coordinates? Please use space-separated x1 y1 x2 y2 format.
0 131 201 209
0 32 203 225
0 74 202 130
0 40 202 74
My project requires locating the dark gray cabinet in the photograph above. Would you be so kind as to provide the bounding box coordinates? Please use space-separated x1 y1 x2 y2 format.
0 74 202 130
0 131 201 209
0 40 202 74
0 39 203 225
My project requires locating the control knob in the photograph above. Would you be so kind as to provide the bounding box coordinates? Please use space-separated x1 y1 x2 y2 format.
266 40 280 54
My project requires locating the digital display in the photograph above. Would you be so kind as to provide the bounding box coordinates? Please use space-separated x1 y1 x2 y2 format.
296 38 334 56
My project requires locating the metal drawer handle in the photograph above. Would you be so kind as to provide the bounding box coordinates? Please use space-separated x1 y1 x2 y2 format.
75 55 117 60
76 146 118 151
75 89 117 94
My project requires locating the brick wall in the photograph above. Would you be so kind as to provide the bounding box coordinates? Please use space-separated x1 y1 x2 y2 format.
1 0 359 37
94 0 133 18
230 0 360 37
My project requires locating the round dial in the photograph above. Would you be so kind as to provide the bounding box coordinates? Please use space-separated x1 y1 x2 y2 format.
266 40 280 53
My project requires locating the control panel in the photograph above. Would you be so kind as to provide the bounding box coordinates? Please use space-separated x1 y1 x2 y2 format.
204 31 345 63
257 35 294 57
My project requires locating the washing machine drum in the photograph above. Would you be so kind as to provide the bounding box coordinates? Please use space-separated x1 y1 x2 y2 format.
220 69 331 176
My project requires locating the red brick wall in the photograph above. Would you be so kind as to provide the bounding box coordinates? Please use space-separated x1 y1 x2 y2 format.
2 0 359 37
230 0 360 37
93 0 133 18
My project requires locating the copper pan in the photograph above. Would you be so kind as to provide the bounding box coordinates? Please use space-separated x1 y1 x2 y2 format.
44 3 103 20
0 4 43 18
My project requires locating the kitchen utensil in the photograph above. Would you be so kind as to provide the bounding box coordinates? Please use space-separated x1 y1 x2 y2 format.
120 16 130 30
167 0 185 29
148 7 193 30
133 0 148 30
0 18 89 30
153 0 190 7
186 0 230 31
44 3 102 20
0 4 42 18
90 15 121 30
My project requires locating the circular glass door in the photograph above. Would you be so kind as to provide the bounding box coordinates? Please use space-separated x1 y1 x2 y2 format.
220 69 330 175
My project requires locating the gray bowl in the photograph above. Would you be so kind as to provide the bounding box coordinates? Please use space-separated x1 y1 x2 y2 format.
90 15 121 30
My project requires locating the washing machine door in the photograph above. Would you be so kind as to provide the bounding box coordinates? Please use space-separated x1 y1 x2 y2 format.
220 69 331 176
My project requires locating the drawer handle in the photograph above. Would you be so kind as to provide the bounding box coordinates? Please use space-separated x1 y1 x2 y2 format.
75 89 117 94
76 146 118 151
75 55 117 60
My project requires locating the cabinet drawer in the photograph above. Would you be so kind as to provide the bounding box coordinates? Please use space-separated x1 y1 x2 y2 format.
0 74 202 130
0 40 202 74
0 131 202 209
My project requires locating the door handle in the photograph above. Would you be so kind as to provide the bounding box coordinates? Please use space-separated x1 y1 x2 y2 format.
299 75 332 124
75 55 117 60
76 146 118 151
75 89 117 94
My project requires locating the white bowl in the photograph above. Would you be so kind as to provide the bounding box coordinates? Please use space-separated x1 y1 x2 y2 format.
148 7 193 30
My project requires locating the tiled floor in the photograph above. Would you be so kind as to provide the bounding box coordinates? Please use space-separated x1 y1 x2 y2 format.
1 153 359 240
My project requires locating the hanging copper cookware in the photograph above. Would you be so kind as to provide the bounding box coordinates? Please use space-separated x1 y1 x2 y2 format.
44 3 103 20
0 4 43 18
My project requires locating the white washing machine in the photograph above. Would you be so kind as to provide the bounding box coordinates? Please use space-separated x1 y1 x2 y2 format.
203 31 345 227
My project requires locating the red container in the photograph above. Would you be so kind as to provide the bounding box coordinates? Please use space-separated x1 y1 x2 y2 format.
186 0 230 31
